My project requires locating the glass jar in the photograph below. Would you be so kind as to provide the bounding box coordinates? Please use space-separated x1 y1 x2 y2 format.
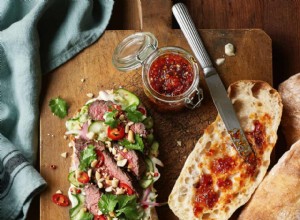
112 32 203 111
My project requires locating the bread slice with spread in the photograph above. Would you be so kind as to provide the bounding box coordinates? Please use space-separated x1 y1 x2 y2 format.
168 80 282 220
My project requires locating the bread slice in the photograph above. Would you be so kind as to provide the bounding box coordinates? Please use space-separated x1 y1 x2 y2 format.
168 80 282 220
278 73 300 147
238 139 300 220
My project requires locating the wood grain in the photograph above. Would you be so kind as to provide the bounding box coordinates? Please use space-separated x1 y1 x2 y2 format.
39 28 271 220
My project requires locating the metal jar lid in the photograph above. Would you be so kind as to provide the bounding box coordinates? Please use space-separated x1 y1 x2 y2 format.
112 32 158 71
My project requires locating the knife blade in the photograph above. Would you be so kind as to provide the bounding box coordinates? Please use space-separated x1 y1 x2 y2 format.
172 3 254 160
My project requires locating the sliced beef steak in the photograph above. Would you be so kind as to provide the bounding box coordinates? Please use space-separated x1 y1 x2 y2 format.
98 150 142 196
73 139 105 169
88 100 113 121
84 183 101 215
113 144 146 179
130 122 147 137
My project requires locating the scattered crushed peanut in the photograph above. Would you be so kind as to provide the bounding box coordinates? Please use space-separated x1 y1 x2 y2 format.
60 152 68 158
56 190 62 194
127 130 135 143
86 93 94 98
80 78 85 83
117 159 128 167
90 159 98 168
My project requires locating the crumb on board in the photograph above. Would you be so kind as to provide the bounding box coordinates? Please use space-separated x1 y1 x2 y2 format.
176 140 182 146
225 43 235 56
215 58 225 66
80 78 85 82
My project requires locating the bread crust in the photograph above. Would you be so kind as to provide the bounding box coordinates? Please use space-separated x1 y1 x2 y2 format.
239 139 300 220
168 80 282 220
278 73 300 147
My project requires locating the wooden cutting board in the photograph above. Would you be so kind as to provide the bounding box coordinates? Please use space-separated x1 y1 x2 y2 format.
39 28 272 220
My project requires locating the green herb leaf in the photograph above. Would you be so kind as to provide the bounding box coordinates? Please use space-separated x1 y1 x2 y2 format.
49 97 68 119
80 212 94 220
98 194 142 220
119 134 144 152
98 194 118 214
125 105 144 123
104 110 118 128
79 145 97 171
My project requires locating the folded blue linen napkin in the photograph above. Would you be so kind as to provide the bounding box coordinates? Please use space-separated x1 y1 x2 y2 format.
0 0 114 219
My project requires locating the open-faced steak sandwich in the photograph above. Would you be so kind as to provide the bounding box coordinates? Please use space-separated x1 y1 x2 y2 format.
65 89 162 220
168 80 282 220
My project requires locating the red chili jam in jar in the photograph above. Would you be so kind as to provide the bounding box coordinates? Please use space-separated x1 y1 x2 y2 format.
113 32 203 111
149 54 194 96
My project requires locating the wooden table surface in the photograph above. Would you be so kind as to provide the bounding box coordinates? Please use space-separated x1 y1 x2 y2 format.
28 0 298 219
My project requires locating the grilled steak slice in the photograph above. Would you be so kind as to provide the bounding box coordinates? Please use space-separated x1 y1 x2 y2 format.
130 122 147 137
73 139 105 169
84 183 101 215
74 139 142 196
113 143 146 179
98 150 142 196
88 100 113 121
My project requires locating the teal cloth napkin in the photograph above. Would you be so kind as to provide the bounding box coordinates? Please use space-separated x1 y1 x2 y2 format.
0 0 114 219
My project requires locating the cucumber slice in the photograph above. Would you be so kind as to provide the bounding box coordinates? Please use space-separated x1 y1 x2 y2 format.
66 119 81 131
88 121 104 133
68 171 83 188
139 178 154 189
71 209 93 220
114 88 140 108
143 116 154 129
139 157 155 188
88 121 108 141
145 157 154 172
69 193 85 217
150 141 159 157
146 133 154 145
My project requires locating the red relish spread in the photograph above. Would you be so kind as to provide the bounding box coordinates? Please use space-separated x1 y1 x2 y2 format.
149 53 194 96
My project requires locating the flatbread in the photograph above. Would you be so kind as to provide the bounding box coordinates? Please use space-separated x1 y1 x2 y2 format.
168 80 282 220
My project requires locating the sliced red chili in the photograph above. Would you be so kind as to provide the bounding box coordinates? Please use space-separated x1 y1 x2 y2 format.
52 193 69 207
77 171 90 184
119 182 134 195
107 124 125 140
94 215 107 220
96 150 105 168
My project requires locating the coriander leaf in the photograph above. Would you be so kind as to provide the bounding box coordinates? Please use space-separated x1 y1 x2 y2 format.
98 194 118 214
49 97 68 119
116 195 142 220
119 134 144 152
117 206 142 220
104 110 118 128
117 195 137 209
99 194 142 220
80 212 94 220
125 105 144 123
79 145 97 171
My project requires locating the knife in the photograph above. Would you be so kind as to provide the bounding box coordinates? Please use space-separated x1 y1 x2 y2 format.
172 3 254 160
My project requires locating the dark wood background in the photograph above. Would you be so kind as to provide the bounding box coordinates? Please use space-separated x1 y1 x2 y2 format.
29 0 299 219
